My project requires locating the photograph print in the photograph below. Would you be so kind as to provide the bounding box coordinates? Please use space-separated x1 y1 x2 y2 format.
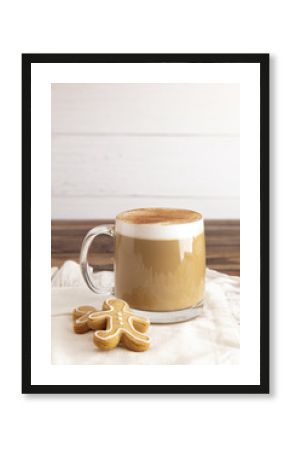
22 54 269 393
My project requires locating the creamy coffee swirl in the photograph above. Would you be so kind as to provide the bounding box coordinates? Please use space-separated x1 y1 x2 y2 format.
116 208 203 240
117 208 202 225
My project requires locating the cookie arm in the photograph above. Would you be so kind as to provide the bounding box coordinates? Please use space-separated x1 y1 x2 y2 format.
72 305 97 320
87 312 108 330
74 320 91 334
73 305 98 334
131 315 150 333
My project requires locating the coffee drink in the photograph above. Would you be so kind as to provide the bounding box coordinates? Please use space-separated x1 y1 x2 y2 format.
114 208 205 312
80 207 206 322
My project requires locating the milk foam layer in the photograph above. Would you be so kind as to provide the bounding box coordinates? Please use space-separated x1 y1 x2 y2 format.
116 208 204 240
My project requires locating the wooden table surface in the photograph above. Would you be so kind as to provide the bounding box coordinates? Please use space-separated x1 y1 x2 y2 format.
51 220 240 276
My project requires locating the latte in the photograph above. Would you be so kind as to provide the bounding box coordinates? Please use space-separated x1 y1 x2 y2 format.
80 208 206 321
115 208 205 312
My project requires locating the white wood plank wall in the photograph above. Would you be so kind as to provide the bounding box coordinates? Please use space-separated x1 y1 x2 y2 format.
51 83 240 219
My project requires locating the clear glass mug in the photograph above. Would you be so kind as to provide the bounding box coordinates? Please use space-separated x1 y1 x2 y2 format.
80 208 206 323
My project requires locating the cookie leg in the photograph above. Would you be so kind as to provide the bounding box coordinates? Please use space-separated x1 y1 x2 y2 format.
93 329 121 350
121 329 151 352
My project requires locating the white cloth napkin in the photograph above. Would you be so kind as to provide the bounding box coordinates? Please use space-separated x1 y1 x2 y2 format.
51 261 240 364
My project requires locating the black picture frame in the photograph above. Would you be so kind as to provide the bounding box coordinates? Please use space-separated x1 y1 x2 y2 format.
22 53 269 394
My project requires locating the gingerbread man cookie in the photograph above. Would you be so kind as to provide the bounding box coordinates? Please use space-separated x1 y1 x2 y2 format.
72 299 151 352
72 305 98 334
88 299 151 352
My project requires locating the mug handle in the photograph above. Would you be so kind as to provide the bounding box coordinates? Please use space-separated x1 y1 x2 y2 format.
80 224 115 295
